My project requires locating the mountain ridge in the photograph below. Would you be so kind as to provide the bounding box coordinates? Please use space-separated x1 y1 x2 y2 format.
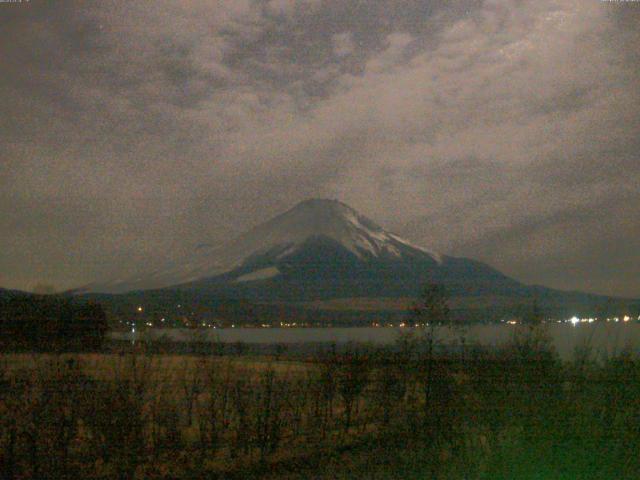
77 199 639 322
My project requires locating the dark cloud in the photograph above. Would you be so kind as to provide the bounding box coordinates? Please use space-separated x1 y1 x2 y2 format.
1 0 639 297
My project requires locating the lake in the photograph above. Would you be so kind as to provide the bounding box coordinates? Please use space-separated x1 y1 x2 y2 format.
110 322 640 361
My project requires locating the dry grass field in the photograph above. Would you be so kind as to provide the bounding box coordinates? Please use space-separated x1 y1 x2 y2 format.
2 330 640 479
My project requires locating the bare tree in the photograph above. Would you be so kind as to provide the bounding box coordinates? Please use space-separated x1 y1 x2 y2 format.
410 283 454 436
336 347 370 436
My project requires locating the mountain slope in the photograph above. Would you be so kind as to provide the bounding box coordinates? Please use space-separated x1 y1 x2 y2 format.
86 199 445 294
175 233 526 302
82 199 633 306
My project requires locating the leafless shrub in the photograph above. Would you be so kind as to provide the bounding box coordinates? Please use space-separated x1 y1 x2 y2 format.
179 357 205 427
336 347 370 435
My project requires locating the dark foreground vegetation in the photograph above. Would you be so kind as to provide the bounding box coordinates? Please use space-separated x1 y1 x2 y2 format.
1 326 639 479
0 293 107 351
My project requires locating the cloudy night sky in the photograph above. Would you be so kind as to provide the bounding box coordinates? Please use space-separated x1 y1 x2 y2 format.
1 0 639 297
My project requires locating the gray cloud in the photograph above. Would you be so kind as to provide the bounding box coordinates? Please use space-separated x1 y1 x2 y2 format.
1 0 639 297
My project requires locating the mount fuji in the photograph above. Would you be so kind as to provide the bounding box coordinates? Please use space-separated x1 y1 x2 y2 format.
82 199 635 321
86 199 517 298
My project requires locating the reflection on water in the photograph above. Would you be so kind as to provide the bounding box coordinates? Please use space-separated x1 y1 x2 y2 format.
110 323 640 361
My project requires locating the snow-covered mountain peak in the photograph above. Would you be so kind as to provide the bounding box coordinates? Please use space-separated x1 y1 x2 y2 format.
232 198 440 263
83 199 441 293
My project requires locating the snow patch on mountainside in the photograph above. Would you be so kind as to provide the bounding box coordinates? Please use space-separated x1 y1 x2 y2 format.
235 267 280 282
388 233 442 263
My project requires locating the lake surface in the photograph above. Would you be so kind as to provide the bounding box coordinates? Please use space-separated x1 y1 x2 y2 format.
110 322 640 361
